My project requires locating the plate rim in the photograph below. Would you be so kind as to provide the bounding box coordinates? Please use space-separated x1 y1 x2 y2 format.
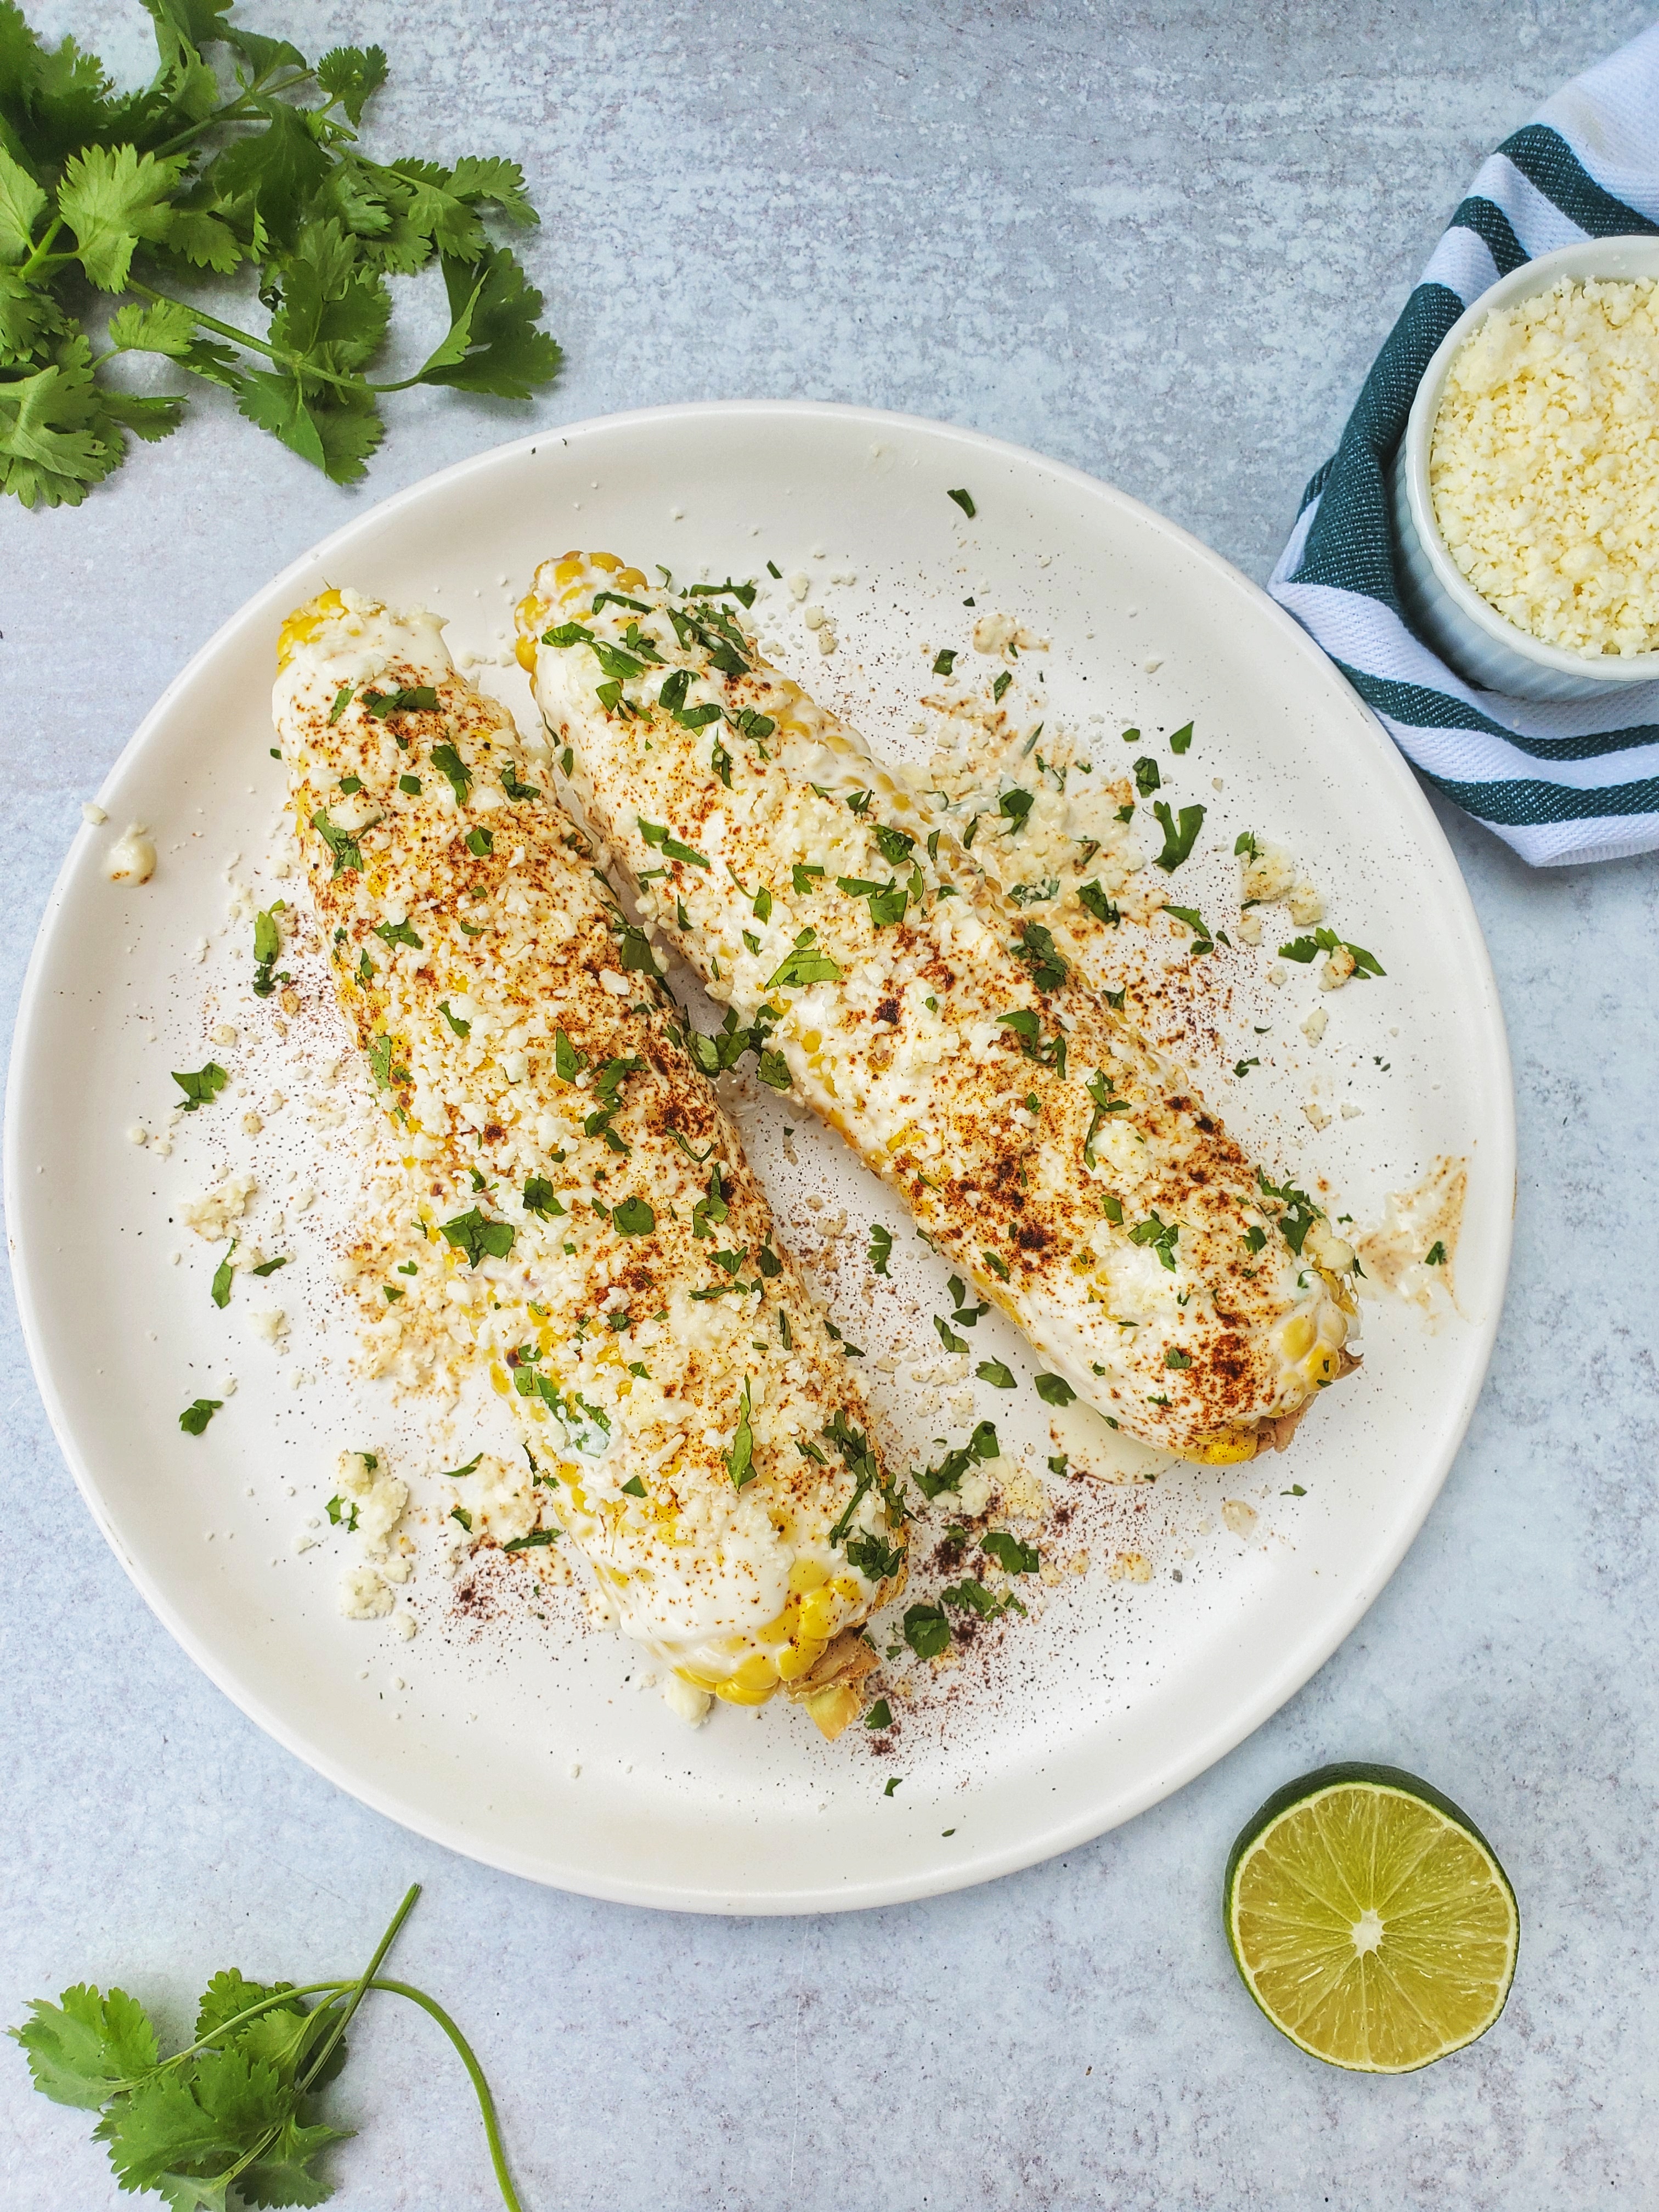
4 396 1516 1912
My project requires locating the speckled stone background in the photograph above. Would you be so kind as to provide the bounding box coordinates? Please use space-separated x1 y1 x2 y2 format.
4 4 1657 2205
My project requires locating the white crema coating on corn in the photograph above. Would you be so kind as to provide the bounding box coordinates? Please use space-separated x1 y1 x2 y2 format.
271 591 899 1735
1431 275 1659 657
520 553 1360 1463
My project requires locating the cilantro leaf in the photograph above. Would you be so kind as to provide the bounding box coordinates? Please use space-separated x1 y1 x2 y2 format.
975 1359 1017 1390
58 145 186 291
904 1602 951 1658
178 1398 221 1435
726 1376 755 1489
439 1207 515 1268
172 1060 228 1111
415 246 562 399
0 144 48 263
1152 800 1205 872
315 42 390 125
980 1529 1039 1574
1032 1373 1076 1406
868 1223 893 1277
9 1984 156 2109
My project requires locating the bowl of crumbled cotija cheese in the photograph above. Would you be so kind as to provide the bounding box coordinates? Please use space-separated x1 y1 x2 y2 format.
1393 235 1659 699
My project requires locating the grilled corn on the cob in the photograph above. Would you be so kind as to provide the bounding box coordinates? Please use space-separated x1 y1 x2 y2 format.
518 554 1359 1462
273 589 902 1736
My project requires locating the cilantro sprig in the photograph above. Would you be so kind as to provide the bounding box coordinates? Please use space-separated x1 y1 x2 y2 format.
9 1884 523 2209
0 4 561 508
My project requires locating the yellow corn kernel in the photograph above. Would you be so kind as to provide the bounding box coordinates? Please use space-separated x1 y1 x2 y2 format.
757 1596 802 1643
276 589 346 670
803 1683 861 1740
1281 1314 1316 1361
616 566 648 591
774 1636 827 1681
591 550 623 574
1182 1428 1259 1466
714 1672 778 1706
489 1362 511 1395
797 1585 839 1641
1306 1347 1338 1387
831 1575 861 1604
554 555 586 586
788 1556 829 1595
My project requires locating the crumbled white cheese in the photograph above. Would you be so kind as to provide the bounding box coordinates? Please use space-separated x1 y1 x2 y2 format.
106 824 156 884
1432 275 1659 656
82 801 108 826
1109 1550 1152 1583
662 1674 713 1726
334 1449 409 1554
1305 1218 1357 1274
340 1564 393 1618
1320 945 1356 990
1301 1006 1328 1045
250 1307 287 1344
180 1172 257 1240
1302 1099 1331 1131
1221 1498 1259 1537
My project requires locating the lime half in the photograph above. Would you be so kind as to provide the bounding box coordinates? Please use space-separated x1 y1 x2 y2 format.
1224 1763 1518 2073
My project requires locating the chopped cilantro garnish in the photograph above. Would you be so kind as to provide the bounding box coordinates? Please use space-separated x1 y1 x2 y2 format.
726 1377 755 1489
868 1223 894 1277
310 810 363 876
171 1062 228 1113
933 648 956 676
439 1208 515 1267
946 487 977 518
638 817 709 868
980 1530 1039 1575
1152 800 1205 872
1425 1240 1447 1266
363 685 438 719
611 1197 656 1237
210 1241 236 1309
178 1398 221 1436
1033 1373 1075 1406
904 1602 951 1658
1278 928 1385 978
1170 721 1193 753
992 670 1012 703
975 1359 1016 1390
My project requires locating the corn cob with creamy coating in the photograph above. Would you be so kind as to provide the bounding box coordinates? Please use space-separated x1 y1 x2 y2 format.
517 554 1361 1462
273 589 903 1736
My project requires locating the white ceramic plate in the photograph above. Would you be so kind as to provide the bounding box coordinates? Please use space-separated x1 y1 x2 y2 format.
5 402 1513 1912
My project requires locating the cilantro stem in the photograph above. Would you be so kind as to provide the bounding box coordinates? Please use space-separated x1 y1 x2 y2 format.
127 280 370 396
295 1881 421 2096
145 70 315 158
368 1978 524 2212
142 1979 354 2086
17 217 63 281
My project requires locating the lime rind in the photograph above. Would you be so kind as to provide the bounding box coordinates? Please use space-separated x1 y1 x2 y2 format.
1223 1763 1519 2074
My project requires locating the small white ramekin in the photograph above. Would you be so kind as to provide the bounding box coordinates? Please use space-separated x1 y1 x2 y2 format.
1392 234 1659 702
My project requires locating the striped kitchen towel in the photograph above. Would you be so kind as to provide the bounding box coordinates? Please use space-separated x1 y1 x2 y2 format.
1268 22 1659 867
